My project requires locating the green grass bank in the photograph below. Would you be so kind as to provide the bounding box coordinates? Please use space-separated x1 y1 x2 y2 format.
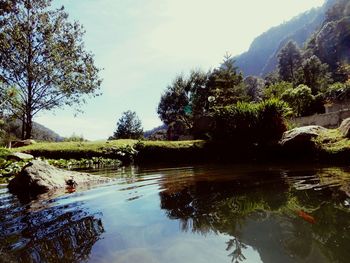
3 129 350 168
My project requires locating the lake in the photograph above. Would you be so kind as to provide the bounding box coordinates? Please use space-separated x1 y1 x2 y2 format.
0 164 350 263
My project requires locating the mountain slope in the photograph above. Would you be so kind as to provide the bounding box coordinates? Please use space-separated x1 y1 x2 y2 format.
2 118 63 142
234 1 334 77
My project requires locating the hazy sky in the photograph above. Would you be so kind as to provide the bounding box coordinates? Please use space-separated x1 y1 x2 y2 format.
36 0 325 140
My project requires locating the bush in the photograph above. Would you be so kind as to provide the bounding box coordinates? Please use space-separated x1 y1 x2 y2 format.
325 81 350 102
281 84 314 117
263 81 293 99
213 99 289 144
63 133 87 142
0 147 10 160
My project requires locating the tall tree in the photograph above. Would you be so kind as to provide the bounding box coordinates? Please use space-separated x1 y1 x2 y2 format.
298 55 332 94
111 110 143 140
206 55 246 107
244 76 265 102
157 70 208 131
278 41 302 83
0 0 102 139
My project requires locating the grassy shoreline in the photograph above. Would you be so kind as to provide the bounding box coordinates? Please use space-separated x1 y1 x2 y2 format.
1 129 350 173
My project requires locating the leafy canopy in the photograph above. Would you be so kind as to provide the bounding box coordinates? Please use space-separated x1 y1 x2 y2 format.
111 110 143 140
0 0 102 139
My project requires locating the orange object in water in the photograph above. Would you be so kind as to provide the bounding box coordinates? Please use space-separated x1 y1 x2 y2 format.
297 210 316 224
66 186 76 193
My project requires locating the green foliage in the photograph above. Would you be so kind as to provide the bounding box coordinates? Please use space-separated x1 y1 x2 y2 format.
0 0 102 139
47 157 121 170
281 84 314 117
111 111 143 140
0 159 27 181
0 147 10 159
324 81 350 101
263 81 293 99
101 144 138 163
157 70 208 129
278 41 303 83
244 76 265 102
297 55 332 94
0 147 27 182
63 133 86 142
213 99 289 143
306 0 350 80
157 57 246 138
206 56 247 107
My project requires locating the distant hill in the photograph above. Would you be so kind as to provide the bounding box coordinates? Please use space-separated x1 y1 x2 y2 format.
234 0 336 77
32 122 63 142
3 118 63 142
144 124 167 140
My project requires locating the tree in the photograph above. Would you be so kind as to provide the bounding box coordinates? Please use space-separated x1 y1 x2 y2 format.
206 55 246 107
0 0 102 139
297 55 332 94
263 81 293 100
157 69 208 132
281 84 314 117
111 111 143 140
244 76 265 102
278 41 302 83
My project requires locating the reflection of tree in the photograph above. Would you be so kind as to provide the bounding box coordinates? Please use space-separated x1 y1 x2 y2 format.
159 167 350 263
160 173 289 234
226 238 247 263
0 197 104 263
159 173 290 262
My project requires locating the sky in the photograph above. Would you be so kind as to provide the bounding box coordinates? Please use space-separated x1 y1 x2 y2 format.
36 0 325 140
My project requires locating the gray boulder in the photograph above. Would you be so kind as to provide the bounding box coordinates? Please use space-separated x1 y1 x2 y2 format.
7 152 34 161
8 160 110 195
280 125 326 148
339 118 350 138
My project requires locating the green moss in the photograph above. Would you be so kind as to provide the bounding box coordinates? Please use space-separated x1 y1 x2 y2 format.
315 129 350 154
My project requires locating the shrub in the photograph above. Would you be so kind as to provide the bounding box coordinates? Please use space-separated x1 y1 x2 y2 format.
213 99 289 144
325 81 350 102
263 81 293 99
63 133 87 142
281 84 314 117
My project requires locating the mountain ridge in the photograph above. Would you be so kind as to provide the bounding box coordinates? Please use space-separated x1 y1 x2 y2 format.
234 0 334 77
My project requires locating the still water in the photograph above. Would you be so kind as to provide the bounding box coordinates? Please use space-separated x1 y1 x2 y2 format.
1 164 350 263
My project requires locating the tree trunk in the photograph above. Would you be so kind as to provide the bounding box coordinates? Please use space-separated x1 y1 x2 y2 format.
24 111 32 139
21 114 26 140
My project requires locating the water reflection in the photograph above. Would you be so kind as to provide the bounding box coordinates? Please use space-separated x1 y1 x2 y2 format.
0 191 104 263
159 166 350 263
1 165 350 263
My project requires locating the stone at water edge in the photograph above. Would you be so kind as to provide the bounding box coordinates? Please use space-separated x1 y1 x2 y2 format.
339 118 350 138
279 125 327 148
8 160 110 195
7 152 34 161
10 139 36 148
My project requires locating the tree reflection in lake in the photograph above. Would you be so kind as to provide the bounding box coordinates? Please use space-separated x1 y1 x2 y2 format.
159 166 350 263
0 192 104 263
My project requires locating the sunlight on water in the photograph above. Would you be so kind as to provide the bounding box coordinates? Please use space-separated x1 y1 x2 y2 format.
0 164 350 262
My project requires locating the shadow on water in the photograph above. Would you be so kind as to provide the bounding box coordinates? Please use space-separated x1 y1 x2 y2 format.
0 189 104 263
158 166 350 263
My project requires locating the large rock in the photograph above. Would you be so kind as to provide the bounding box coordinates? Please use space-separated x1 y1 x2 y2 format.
339 118 350 138
7 152 34 161
279 125 326 148
8 160 110 195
